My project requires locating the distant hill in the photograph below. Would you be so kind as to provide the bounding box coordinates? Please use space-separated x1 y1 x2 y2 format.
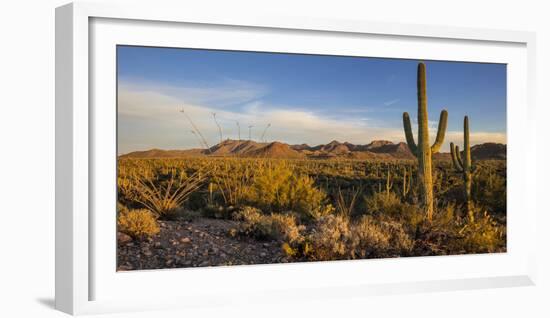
471 143 506 160
248 141 305 159
120 139 506 161
118 148 204 159
208 139 265 156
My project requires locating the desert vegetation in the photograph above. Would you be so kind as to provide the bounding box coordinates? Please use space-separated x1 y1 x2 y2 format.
117 154 506 270
116 62 506 271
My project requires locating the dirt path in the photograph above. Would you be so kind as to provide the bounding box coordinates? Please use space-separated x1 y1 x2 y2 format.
117 217 288 271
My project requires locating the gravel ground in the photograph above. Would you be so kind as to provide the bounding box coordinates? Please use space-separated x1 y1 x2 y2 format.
117 217 289 271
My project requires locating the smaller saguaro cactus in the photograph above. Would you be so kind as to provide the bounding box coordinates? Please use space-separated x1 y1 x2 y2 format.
450 116 474 222
385 166 393 199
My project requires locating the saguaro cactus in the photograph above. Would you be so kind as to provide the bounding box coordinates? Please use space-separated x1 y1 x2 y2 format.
403 63 448 221
450 116 474 222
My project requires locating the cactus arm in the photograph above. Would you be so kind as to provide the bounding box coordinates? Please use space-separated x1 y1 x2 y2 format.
450 142 463 171
403 112 417 155
454 144 464 168
431 110 448 153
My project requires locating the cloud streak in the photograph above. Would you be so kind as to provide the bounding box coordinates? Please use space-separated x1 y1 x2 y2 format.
118 82 505 155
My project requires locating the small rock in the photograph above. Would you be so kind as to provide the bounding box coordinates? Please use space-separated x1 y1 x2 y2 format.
260 252 267 257
117 265 133 271
180 237 191 244
117 232 132 245
143 250 153 257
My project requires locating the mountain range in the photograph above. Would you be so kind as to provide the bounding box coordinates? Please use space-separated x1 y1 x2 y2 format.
120 139 507 161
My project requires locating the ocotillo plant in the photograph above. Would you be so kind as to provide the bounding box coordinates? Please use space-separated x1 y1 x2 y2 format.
180 108 211 153
260 123 271 142
248 125 254 141
236 121 241 142
402 63 448 221
450 116 474 222
212 112 223 143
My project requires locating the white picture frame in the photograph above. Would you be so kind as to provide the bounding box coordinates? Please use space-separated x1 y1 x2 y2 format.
55 1 537 315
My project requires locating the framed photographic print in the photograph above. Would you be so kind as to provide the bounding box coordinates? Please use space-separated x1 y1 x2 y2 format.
56 1 537 315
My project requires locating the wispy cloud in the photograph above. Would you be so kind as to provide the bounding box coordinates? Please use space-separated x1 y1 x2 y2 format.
119 78 268 108
118 81 505 154
383 99 400 106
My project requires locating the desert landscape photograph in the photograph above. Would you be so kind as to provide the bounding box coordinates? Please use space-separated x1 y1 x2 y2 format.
116 46 507 271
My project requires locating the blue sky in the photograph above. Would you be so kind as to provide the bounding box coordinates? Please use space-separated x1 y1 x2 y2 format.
117 45 506 154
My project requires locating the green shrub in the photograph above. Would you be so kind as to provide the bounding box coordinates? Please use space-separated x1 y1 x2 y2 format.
117 209 160 240
247 162 330 219
364 191 424 234
364 191 404 216
472 167 506 214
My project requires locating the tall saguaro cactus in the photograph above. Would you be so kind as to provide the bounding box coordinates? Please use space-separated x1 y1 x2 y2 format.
450 116 474 222
403 63 448 221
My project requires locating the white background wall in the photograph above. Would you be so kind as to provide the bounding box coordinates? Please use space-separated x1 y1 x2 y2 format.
0 0 547 317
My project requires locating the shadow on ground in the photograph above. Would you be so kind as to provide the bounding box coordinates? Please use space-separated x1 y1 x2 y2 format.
36 297 55 309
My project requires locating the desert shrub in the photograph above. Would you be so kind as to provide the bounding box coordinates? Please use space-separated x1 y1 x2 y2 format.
449 210 505 254
472 168 506 214
247 162 330 219
117 202 129 216
211 161 254 207
117 209 160 240
364 191 424 234
234 206 305 243
334 186 361 217
296 213 414 261
130 169 207 219
307 214 351 260
377 219 414 255
248 161 294 210
364 191 404 216
291 175 333 220
414 204 505 255
350 216 413 258
349 216 390 258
